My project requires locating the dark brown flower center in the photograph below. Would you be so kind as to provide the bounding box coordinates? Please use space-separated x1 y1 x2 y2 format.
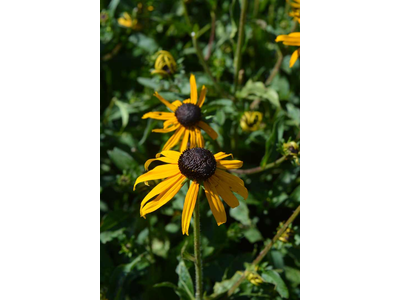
178 148 216 182
175 103 201 127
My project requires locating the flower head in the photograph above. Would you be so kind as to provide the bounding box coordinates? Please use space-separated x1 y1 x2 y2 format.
100 11 108 25
142 74 218 151
134 147 248 235
151 50 177 77
281 141 300 165
118 12 141 30
276 32 300 67
240 111 263 132
288 0 300 23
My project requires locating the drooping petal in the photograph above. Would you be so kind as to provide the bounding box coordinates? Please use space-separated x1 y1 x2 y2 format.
204 180 227 225
181 181 199 235
198 121 218 140
154 92 178 112
144 156 178 171
214 152 233 161
140 173 182 211
190 74 198 105
214 169 248 199
142 112 175 120
195 127 205 147
189 128 196 149
289 48 300 68
197 85 207 108
141 175 186 217
209 176 239 208
162 125 185 151
180 128 190 152
134 164 180 190
155 150 181 160
217 160 243 170
275 32 300 46
152 123 180 133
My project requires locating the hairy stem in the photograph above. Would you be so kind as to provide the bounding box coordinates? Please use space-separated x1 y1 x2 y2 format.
227 205 300 296
193 190 203 300
234 0 249 91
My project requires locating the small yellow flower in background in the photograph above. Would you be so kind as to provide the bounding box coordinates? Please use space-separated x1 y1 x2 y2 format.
288 0 300 23
134 148 248 235
276 32 300 67
118 12 141 30
142 74 218 152
151 50 177 77
282 141 300 165
240 111 263 132
246 271 264 286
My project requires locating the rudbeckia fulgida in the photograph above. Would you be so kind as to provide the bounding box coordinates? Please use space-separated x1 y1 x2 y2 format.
134 148 248 235
142 74 218 151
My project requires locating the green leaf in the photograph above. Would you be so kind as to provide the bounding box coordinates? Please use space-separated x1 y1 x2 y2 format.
100 227 126 244
137 77 162 90
165 223 179 233
261 115 285 167
114 100 129 130
236 79 280 108
229 199 251 226
107 147 135 171
128 33 158 53
286 103 300 126
211 272 242 297
176 260 195 300
261 270 289 298
243 227 263 243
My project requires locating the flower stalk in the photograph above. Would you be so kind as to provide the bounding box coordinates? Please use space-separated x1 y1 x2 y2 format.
193 189 203 300
233 0 249 91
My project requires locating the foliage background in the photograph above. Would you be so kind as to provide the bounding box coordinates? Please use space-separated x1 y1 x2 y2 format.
100 0 300 299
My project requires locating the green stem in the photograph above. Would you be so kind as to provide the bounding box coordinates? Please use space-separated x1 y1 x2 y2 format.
227 205 300 296
230 156 287 175
193 189 203 300
181 0 192 28
233 0 249 91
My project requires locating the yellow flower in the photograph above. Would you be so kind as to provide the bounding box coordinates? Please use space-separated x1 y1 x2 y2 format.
134 148 248 235
246 271 264 286
282 141 300 165
288 0 300 23
278 222 295 242
240 111 263 132
276 32 300 67
143 74 218 151
151 50 177 77
118 12 141 30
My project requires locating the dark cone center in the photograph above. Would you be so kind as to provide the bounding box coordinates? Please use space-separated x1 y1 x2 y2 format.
178 148 216 182
175 103 201 127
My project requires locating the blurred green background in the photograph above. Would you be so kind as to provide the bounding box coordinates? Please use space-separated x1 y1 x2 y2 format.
100 0 300 299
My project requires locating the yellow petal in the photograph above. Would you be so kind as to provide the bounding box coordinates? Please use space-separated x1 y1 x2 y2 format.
198 121 218 140
190 74 197 105
142 112 175 120
141 175 186 217
209 176 239 208
180 128 190 152
189 128 196 149
217 160 243 170
171 100 182 108
181 181 199 235
195 127 205 147
134 164 180 190
197 85 207 108
144 157 178 171
276 32 300 46
140 173 182 211
162 125 185 151
154 92 178 112
183 99 191 104
214 152 233 161
152 123 180 133
214 169 248 199
289 48 300 68
204 180 226 225
155 150 181 160
163 117 178 129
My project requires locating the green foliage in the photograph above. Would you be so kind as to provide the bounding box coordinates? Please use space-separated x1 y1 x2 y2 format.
100 0 300 299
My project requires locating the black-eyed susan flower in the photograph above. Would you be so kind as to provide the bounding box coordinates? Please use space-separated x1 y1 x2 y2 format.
151 50 177 77
240 111 263 132
276 32 300 67
246 270 264 286
281 141 300 165
133 147 248 235
278 222 295 242
142 74 218 151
